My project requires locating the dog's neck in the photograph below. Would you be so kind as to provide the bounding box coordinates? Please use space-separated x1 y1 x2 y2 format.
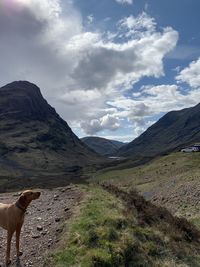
15 201 27 213
15 195 32 213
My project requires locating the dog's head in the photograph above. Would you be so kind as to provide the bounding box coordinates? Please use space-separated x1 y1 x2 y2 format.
18 190 41 207
21 190 41 200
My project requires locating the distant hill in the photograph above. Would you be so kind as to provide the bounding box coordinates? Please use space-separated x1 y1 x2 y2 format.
118 103 200 158
0 81 101 181
81 136 125 156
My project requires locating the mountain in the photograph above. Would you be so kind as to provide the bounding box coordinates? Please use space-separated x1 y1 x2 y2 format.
118 103 200 158
81 136 125 156
0 81 101 181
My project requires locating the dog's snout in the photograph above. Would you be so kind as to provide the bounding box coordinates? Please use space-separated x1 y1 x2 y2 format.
35 192 41 199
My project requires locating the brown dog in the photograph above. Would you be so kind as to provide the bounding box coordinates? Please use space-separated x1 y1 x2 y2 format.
0 190 41 265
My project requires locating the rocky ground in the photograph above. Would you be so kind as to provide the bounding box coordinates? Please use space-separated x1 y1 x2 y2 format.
150 179 200 218
0 185 83 267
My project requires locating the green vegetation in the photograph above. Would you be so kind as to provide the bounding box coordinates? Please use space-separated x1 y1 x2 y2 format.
91 152 200 218
49 186 132 267
93 152 200 189
191 217 200 230
47 185 200 267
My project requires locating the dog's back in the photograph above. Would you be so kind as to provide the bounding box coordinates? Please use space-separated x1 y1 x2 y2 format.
0 203 10 230
0 203 19 231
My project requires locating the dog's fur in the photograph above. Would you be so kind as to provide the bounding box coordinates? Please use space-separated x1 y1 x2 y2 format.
0 190 41 265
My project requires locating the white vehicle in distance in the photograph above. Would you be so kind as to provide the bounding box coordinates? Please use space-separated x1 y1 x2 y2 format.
181 147 199 152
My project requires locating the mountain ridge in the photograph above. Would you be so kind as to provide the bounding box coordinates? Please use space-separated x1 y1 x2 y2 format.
0 81 101 182
118 102 200 157
81 136 125 156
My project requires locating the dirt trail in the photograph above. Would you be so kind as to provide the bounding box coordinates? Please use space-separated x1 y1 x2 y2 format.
0 185 82 267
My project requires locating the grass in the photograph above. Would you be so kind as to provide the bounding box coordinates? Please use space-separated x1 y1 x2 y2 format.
93 152 200 188
46 184 200 267
47 186 131 267
91 152 200 219
43 152 200 267
191 218 200 230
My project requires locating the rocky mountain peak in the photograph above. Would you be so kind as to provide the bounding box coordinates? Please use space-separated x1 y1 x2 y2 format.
0 81 101 184
0 81 56 120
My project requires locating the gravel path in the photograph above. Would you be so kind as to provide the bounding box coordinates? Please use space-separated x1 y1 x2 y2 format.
0 185 82 267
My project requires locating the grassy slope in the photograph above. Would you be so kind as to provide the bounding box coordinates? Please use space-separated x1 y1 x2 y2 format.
92 152 200 219
44 152 200 266
46 185 200 267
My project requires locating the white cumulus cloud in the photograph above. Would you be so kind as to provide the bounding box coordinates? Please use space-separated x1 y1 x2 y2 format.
115 0 133 5
81 115 121 135
0 0 181 137
176 57 200 88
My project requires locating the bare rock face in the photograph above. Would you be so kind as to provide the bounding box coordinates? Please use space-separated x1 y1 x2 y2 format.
0 81 100 185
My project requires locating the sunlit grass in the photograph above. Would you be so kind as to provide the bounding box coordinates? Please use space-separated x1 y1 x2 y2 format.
47 185 200 267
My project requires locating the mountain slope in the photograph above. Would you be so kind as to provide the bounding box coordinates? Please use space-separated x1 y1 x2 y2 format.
81 136 125 156
0 81 100 179
118 103 200 157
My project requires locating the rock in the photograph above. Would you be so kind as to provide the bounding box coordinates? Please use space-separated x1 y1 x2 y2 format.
56 228 62 233
42 231 47 236
37 225 43 231
32 234 41 239
55 217 61 222
48 239 53 247
66 186 72 190
64 207 70 212
26 260 33 266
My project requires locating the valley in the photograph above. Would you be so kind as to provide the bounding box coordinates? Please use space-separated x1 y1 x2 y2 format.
0 81 200 266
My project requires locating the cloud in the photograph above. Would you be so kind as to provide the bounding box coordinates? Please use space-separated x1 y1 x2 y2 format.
0 1 179 137
109 84 200 116
106 83 200 138
119 12 156 36
132 119 156 137
176 57 200 88
87 14 94 24
80 114 121 135
0 0 82 92
68 15 178 93
127 103 152 119
115 0 133 5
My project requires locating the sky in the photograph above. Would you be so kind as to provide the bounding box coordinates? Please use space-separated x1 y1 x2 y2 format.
0 0 200 142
